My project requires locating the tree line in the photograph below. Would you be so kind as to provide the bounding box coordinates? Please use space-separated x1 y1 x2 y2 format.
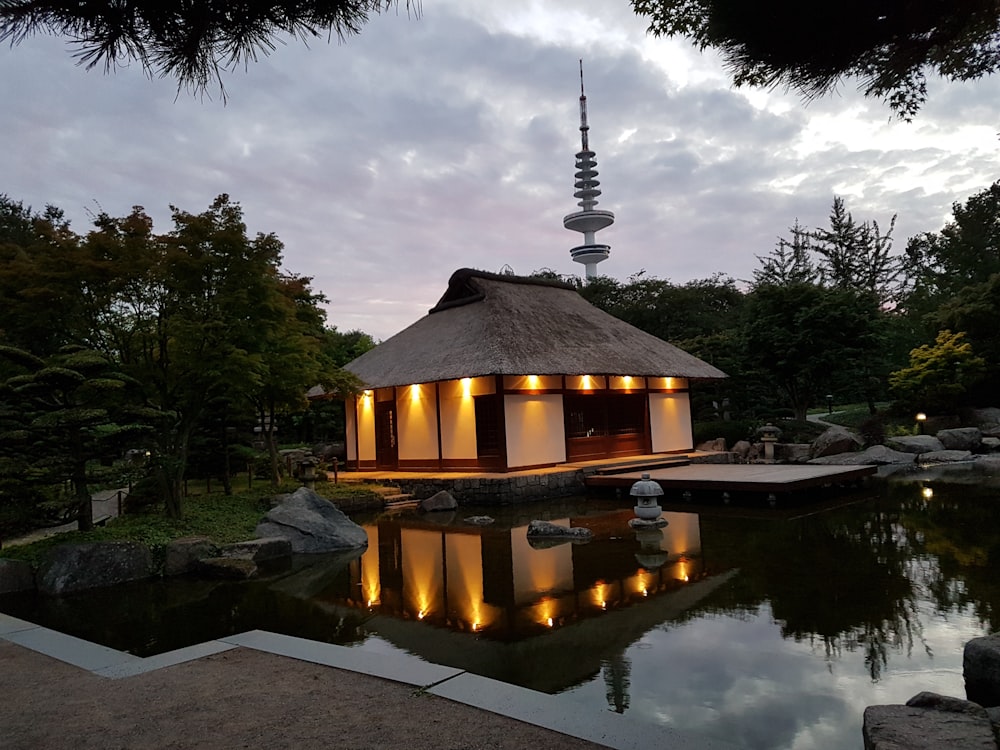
566 183 1000 428
0 194 373 529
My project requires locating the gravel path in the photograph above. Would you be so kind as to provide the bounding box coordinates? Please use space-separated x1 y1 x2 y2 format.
1 641 606 750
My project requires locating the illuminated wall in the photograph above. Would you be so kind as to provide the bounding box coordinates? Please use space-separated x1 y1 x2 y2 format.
353 393 376 462
649 392 692 452
647 377 689 391
439 377 495 460
504 394 566 468
346 402 357 461
397 383 440 461
503 375 562 391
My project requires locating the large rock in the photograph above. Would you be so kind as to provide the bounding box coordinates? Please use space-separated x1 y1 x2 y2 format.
0 558 35 594
695 438 726 452
256 487 367 553
36 541 153 595
419 490 458 512
809 445 917 466
863 693 996 750
937 427 983 452
220 537 292 563
811 427 863 458
965 635 1000 707
164 536 218 576
196 557 258 579
731 440 752 462
886 435 945 454
777 443 811 463
920 449 974 464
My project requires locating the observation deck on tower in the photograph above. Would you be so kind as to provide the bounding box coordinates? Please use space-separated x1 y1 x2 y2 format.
563 62 614 279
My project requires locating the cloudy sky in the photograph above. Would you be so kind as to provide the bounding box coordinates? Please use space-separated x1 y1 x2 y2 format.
3 1 1000 341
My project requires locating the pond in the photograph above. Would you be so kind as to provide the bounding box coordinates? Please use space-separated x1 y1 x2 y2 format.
3 465 1000 749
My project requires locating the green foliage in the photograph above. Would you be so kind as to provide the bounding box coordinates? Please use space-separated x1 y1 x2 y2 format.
743 282 881 421
889 330 986 414
906 182 1000 306
2 479 387 567
693 419 754 447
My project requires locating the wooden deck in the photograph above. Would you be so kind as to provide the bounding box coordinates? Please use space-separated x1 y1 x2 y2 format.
584 463 877 494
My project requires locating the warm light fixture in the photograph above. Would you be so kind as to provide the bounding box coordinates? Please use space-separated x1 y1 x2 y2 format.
546 617 554 628
417 609 426 620
922 487 934 499
362 389 372 399
916 413 927 422
410 383 421 401
461 377 472 397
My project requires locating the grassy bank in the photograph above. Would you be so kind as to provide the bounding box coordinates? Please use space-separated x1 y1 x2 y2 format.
1 480 385 567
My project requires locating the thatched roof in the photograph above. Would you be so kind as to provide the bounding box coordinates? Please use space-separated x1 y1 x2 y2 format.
344 269 727 388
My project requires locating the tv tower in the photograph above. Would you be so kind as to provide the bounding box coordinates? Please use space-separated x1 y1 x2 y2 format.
563 61 614 279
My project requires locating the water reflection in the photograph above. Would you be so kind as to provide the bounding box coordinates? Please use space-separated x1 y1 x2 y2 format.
347 509 706 645
5 475 1000 749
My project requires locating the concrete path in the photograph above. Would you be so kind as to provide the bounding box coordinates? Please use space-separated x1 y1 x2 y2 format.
3 488 127 548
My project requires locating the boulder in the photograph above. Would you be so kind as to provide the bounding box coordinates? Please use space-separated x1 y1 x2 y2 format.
220 537 292 563
695 438 726 452
419 490 458 512
36 541 153 595
731 440 752 462
886 435 945 454
196 557 258 579
777 443 811 463
920 450 974 464
255 487 367 553
526 520 593 541
164 536 218 576
983 437 1000 452
965 635 1000 707
811 427 864 458
0 558 35 594
809 445 916 466
937 427 983 452
863 694 995 750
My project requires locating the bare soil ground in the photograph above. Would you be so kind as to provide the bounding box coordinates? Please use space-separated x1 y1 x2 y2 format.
1 641 605 750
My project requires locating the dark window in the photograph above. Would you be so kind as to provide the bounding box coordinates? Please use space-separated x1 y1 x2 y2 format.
608 393 645 435
564 394 608 438
474 395 502 457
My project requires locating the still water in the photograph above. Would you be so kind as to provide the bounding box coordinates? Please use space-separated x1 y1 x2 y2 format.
4 466 1000 749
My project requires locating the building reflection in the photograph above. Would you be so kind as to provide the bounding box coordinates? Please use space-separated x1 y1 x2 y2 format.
329 509 706 641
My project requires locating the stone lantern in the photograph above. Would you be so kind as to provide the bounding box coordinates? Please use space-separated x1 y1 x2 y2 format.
760 423 781 464
629 473 667 528
300 458 317 488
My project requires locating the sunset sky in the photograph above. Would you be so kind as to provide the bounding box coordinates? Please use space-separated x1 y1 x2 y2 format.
4 0 999 340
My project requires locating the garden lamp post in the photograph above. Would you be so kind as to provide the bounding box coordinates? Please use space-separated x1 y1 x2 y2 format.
916 412 927 435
